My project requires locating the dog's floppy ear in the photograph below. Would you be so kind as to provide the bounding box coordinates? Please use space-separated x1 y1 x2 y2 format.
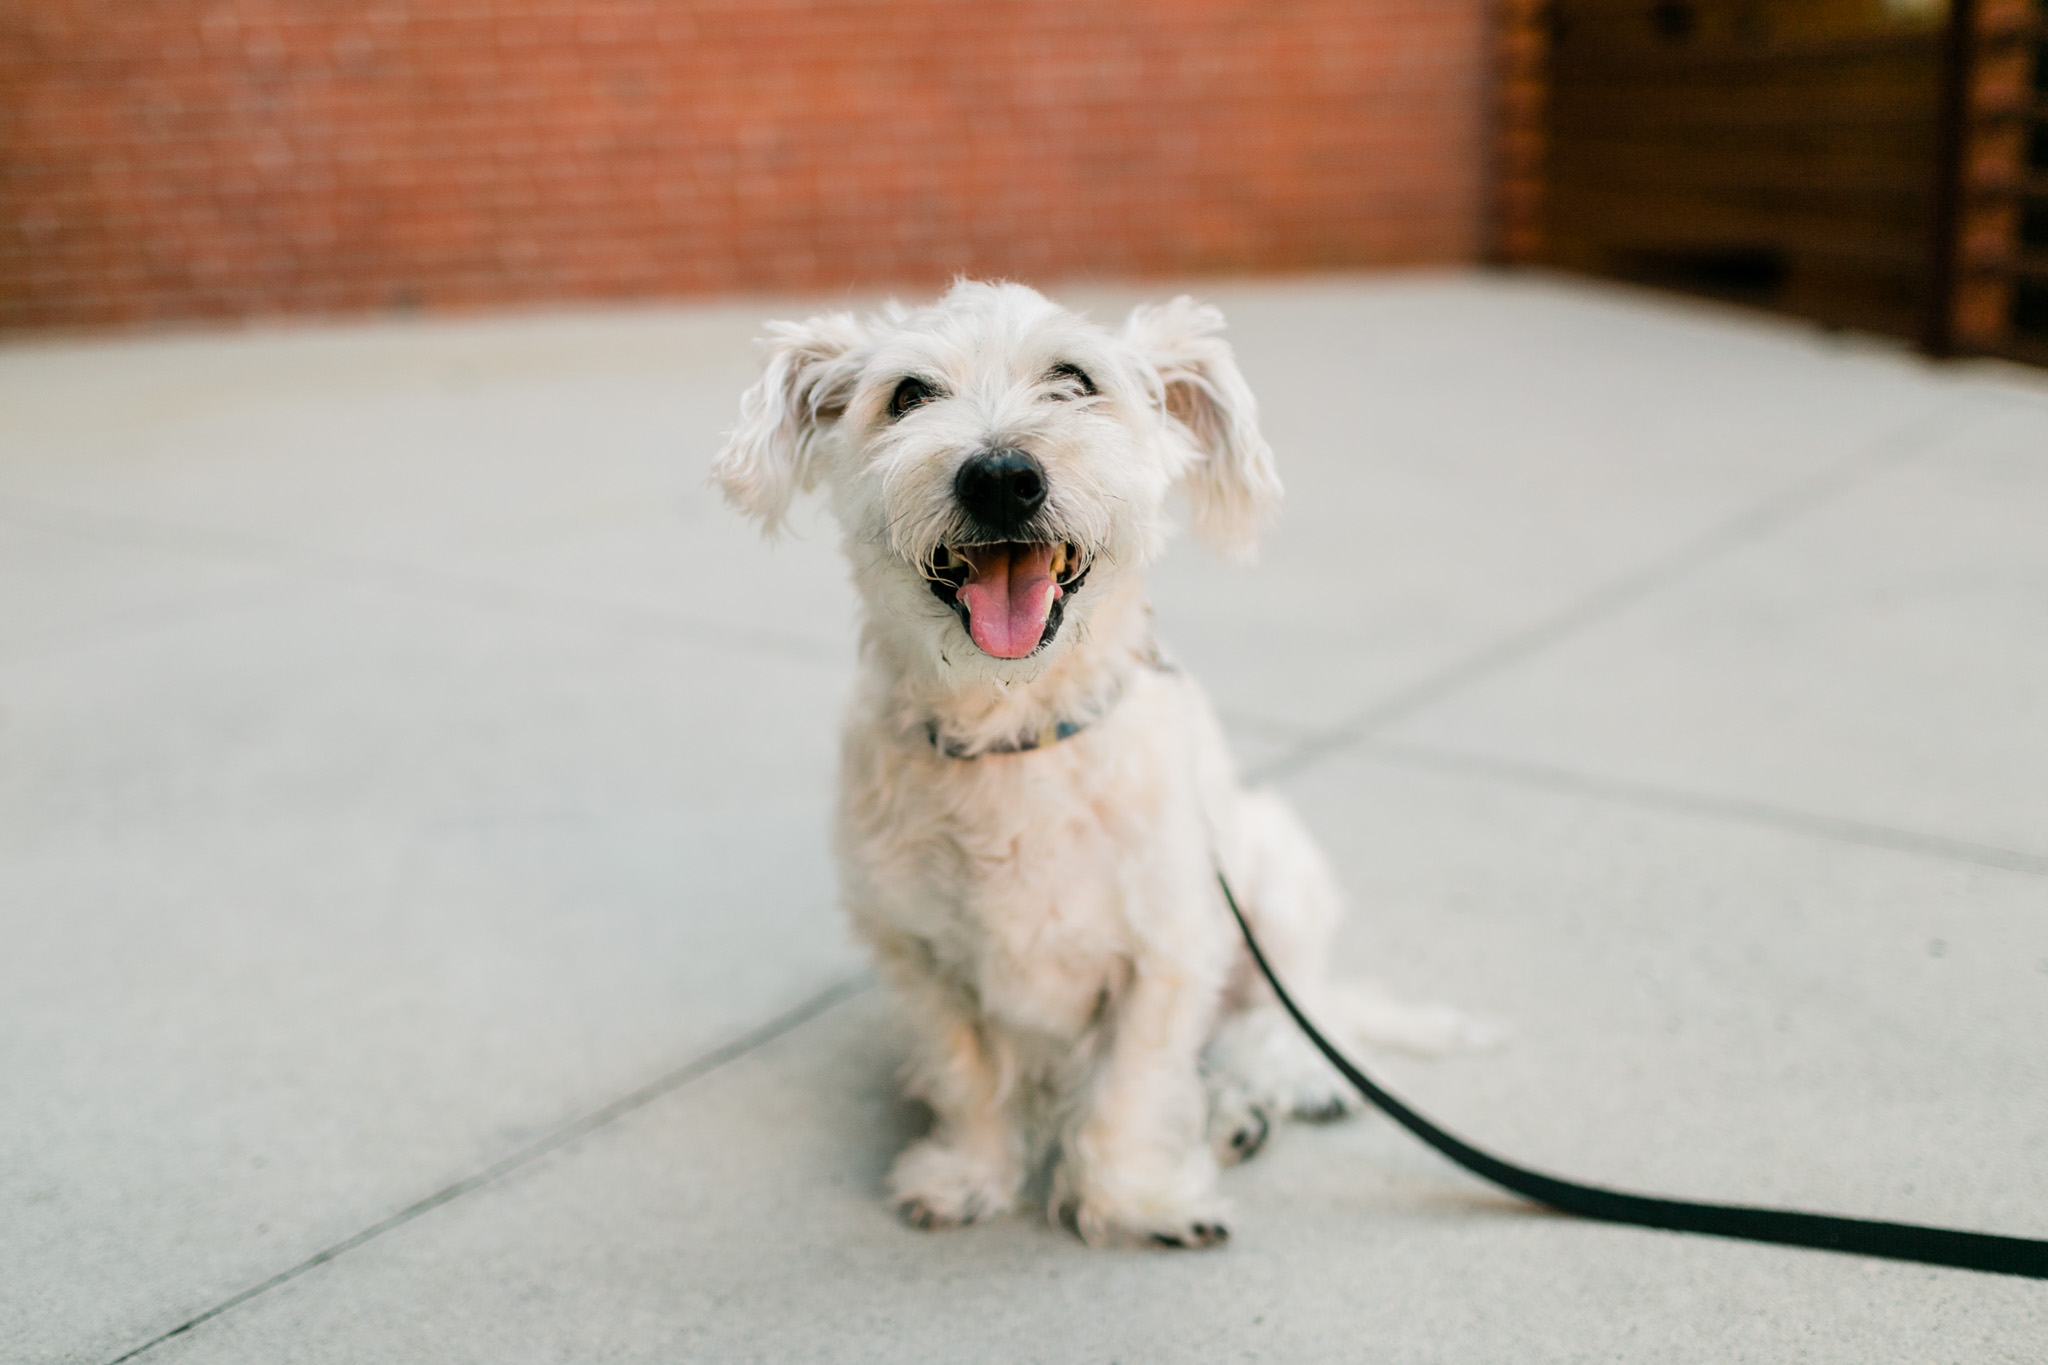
714 312 867 535
1123 296 1281 560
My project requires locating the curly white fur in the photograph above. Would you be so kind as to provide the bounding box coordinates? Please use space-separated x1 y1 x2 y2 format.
715 280 1493 1249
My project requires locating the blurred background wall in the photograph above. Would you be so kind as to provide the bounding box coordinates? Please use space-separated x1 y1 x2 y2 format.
1499 0 2047 364
4 0 2043 361
0 0 1489 330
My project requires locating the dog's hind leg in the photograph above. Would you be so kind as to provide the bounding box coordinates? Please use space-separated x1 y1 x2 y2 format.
1205 787 1362 1126
1206 788 1505 1137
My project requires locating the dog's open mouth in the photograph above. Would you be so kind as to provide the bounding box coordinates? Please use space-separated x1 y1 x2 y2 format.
923 541 1091 659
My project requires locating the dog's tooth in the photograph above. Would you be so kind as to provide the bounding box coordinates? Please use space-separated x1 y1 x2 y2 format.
1050 545 1067 576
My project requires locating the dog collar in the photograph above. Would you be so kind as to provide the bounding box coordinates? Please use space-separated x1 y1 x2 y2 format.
925 641 1176 760
926 714 1095 759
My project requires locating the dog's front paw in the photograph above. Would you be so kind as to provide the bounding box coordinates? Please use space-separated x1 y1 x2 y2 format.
1051 1170 1232 1251
887 1138 1017 1231
1060 1197 1232 1250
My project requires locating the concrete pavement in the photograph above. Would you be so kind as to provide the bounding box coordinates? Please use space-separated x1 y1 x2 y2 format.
3 273 2043 1363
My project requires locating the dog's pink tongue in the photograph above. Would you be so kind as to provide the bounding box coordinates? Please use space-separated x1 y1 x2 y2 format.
958 543 1060 659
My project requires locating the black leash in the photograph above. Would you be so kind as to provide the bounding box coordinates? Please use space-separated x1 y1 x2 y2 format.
1217 870 2048 1280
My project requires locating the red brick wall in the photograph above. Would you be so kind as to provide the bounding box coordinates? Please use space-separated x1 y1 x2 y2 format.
0 1 1490 330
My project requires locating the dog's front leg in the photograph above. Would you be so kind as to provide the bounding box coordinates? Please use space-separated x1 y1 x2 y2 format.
884 964 1026 1230
1056 965 1229 1248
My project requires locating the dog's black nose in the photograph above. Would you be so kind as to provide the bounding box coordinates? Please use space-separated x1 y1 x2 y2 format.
954 448 1047 535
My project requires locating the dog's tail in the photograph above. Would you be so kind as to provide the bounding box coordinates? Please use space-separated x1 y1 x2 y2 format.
1315 983 1511 1057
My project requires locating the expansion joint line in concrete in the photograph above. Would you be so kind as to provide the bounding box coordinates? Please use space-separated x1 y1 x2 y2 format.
101 973 873 1365
1356 740 2048 880
1244 399 1978 786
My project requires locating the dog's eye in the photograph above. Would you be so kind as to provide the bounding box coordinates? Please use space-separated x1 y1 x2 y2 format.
888 376 938 420
1046 363 1097 400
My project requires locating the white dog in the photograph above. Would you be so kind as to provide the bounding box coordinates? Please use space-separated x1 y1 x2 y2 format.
715 280 1486 1248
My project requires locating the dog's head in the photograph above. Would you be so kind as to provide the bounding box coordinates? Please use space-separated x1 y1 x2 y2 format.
714 280 1278 676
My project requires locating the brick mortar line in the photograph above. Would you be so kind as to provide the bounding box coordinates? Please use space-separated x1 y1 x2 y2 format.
102 973 873 1365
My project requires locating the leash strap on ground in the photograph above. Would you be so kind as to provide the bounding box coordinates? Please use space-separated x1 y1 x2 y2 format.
1217 870 2048 1280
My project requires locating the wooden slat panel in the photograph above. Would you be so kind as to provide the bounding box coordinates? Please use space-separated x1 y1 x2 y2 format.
1541 0 1945 342
1946 0 2042 352
1490 0 1550 263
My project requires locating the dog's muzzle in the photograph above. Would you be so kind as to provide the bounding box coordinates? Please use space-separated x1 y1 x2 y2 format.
918 448 1091 660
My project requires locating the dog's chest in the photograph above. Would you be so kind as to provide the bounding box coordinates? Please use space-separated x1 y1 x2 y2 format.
860 739 1174 1040
959 776 1153 1037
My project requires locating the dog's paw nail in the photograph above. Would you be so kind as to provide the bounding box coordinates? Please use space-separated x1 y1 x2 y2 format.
1227 1107 1272 1160
1151 1220 1229 1249
1295 1096 1351 1123
898 1198 954 1231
